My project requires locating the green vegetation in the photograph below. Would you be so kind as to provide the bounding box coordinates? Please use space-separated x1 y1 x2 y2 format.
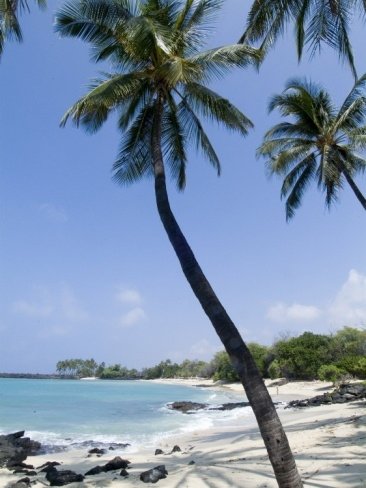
56 358 101 377
317 365 345 383
56 326 366 382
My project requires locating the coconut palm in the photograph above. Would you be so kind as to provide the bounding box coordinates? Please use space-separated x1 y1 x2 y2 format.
240 0 363 79
55 0 303 486
0 0 46 57
258 76 366 219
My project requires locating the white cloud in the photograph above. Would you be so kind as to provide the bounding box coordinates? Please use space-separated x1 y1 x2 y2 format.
266 303 322 323
120 307 146 327
13 300 53 318
116 288 142 305
266 269 366 328
39 203 68 223
328 269 366 326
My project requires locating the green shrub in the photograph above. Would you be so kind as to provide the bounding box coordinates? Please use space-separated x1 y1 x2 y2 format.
248 343 270 377
274 332 332 379
353 357 366 379
211 351 239 382
338 355 366 379
268 360 281 379
329 327 366 360
317 364 345 383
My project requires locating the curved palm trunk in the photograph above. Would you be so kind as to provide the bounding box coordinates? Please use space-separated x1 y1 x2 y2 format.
343 171 366 210
151 99 303 488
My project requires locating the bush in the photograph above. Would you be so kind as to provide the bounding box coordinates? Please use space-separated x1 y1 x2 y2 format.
338 355 366 379
329 327 366 360
247 343 270 377
317 364 345 383
211 351 239 382
268 360 281 379
273 332 332 380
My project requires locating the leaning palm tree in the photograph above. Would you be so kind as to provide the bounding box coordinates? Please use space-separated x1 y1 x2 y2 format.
0 0 46 57
55 0 303 486
258 76 366 219
240 0 363 79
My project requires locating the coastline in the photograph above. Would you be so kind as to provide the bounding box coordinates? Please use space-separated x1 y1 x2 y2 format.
1 380 365 487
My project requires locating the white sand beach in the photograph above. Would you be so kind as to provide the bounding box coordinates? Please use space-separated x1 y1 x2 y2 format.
1 380 365 487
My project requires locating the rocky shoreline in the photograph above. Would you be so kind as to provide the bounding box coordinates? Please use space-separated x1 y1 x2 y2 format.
0 432 182 487
167 400 252 413
286 383 366 408
1 382 365 487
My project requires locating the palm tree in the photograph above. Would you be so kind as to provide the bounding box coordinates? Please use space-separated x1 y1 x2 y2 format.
55 1 303 486
240 0 363 79
0 0 46 57
258 77 366 219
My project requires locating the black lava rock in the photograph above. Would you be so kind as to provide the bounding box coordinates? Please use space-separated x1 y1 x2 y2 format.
140 465 168 483
45 468 84 486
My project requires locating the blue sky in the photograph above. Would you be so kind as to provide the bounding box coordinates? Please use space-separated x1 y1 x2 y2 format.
1 1 365 373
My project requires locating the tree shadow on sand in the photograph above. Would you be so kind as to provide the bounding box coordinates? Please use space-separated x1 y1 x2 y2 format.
166 403 366 488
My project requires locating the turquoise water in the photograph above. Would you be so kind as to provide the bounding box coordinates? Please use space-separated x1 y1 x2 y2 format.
0 379 250 450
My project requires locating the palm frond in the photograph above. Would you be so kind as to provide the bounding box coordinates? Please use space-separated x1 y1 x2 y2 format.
183 83 253 135
267 144 315 175
155 57 202 86
240 0 360 78
295 0 310 59
258 137 313 156
122 13 172 62
162 93 187 189
113 103 155 185
178 99 221 175
61 73 142 132
317 145 342 207
0 0 23 41
263 121 317 139
240 0 295 45
55 0 130 44
175 0 222 54
118 80 153 130
336 73 366 122
188 44 261 81
345 126 366 149
0 28 4 55
282 153 317 220
330 0 357 79
259 140 314 170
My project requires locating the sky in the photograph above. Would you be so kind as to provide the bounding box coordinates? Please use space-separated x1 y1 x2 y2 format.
0 0 365 373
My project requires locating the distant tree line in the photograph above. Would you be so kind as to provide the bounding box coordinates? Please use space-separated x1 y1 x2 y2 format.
56 327 366 383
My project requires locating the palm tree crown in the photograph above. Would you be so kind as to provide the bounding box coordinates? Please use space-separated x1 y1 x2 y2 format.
240 0 364 79
56 0 260 188
0 0 46 57
258 76 366 219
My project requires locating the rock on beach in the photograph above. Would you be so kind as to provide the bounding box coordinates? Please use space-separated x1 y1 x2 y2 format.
0 432 41 468
287 383 366 408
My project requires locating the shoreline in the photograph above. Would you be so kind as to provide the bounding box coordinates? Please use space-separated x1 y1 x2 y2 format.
1 380 365 487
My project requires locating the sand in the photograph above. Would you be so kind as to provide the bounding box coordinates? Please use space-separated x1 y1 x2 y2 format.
1 380 365 487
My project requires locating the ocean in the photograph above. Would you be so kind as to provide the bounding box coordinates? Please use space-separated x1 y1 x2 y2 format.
0 378 253 452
